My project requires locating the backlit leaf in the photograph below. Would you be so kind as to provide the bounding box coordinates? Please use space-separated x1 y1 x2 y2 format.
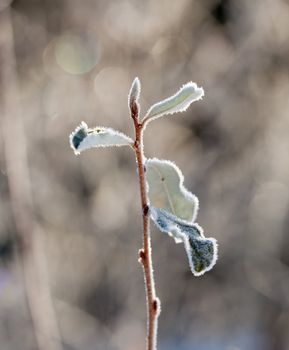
146 158 198 222
150 207 218 276
143 82 204 123
70 122 133 155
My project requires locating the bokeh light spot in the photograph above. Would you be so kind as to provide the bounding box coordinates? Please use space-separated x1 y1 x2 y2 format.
54 34 99 75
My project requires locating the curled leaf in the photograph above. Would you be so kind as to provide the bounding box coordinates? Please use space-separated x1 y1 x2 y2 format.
70 122 133 155
143 82 204 123
151 208 218 276
146 158 198 222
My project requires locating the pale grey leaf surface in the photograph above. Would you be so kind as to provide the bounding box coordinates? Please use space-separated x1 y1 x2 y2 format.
151 207 218 276
144 82 204 123
70 122 133 155
146 158 199 222
128 77 141 107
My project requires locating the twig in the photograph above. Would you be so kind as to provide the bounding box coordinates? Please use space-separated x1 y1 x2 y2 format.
130 100 160 350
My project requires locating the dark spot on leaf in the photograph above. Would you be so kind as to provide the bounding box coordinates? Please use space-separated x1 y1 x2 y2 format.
72 127 87 149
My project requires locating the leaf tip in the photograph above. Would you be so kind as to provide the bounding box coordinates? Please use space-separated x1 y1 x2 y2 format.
180 81 205 106
186 235 218 277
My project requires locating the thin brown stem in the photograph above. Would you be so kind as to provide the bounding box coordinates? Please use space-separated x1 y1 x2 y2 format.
131 102 160 350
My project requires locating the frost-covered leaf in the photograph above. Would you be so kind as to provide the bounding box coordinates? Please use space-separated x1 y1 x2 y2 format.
151 208 218 276
144 82 204 123
70 122 133 155
128 77 141 107
146 158 198 222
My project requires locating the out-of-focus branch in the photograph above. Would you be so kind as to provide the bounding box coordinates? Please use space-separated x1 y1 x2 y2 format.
0 6 62 350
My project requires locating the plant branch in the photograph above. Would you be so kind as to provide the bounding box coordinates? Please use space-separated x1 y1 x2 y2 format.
131 101 160 350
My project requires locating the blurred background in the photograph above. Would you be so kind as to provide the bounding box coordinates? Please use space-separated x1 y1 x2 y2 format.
1 0 289 349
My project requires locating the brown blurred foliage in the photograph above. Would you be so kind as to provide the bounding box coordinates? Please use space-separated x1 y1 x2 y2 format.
0 0 289 349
